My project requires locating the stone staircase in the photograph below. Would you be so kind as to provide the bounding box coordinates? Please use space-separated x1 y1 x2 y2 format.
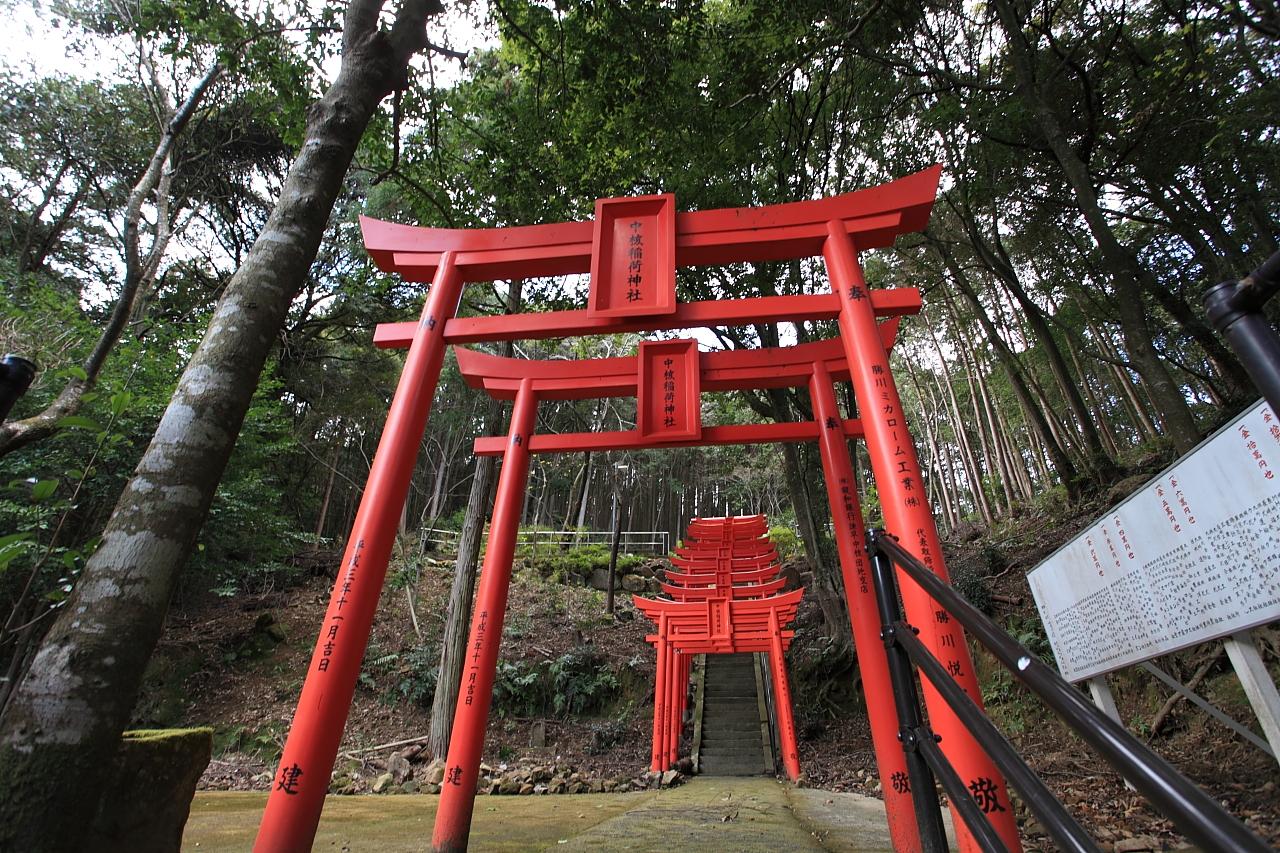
695 653 772 776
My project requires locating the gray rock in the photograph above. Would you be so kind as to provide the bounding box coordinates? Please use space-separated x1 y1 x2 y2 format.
423 758 446 786
372 772 395 794
661 769 680 787
387 753 413 784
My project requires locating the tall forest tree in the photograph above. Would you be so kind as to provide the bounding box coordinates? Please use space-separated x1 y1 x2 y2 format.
0 0 447 846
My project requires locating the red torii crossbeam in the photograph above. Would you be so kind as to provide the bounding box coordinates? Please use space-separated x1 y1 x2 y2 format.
633 515 804 780
253 167 1023 853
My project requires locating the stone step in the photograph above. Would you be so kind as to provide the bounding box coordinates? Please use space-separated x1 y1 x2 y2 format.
698 758 766 776
698 654 769 779
702 723 762 734
698 743 764 755
702 714 760 728
702 720 759 732
700 735 762 747
701 705 759 719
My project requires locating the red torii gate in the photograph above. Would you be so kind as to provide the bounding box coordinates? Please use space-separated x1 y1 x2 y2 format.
634 514 804 780
252 167 1022 853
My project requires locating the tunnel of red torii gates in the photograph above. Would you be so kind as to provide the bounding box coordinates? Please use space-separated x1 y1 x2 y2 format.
635 513 804 780
252 165 1026 853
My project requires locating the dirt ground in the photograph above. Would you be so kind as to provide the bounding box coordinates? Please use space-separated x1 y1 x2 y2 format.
183 777 921 852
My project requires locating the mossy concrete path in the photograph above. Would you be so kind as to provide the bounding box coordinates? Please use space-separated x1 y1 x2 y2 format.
183 776 950 851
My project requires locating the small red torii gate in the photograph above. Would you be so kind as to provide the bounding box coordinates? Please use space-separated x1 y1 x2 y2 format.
634 514 804 781
252 167 1023 853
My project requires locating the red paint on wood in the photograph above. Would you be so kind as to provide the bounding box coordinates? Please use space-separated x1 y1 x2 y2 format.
637 339 701 441
360 165 941 282
588 194 676 318
471 419 864 456
373 291 919 348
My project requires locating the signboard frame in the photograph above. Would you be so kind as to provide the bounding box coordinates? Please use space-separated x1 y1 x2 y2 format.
1029 399 1280 684
587 193 677 318
637 338 702 442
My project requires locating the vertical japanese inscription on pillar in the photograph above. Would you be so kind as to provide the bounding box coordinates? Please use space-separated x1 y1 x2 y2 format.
317 537 363 673
587 193 676 318
637 339 701 442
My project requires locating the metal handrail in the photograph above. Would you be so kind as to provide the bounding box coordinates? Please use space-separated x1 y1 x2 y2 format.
1204 249 1280 412
422 528 671 555
868 529 1272 853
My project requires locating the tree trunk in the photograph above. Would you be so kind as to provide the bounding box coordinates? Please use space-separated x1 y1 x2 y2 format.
1086 316 1162 443
1065 336 1121 459
427 281 522 760
426 445 449 521
924 323 993 524
314 436 342 539
606 481 622 614
939 247 1081 499
427 449 496 760
0 62 222 457
992 0 1201 454
976 221 1116 479
904 358 957 529
0 3 441 846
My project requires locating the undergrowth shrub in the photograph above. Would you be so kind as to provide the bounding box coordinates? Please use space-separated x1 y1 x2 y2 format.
767 525 801 561
359 642 440 708
492 645 621 717
520 543 643 584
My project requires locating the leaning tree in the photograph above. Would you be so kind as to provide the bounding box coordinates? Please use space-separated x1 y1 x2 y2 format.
0 0 447 847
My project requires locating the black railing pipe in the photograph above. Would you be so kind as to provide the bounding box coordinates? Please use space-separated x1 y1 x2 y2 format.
0 355 36 422
867 543 950 853
1204 250 1280 412
897 627 1098 852
872 531 1272 853
915 733 1009 853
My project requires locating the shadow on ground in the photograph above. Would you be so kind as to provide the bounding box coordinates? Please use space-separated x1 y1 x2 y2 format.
183 776 950 851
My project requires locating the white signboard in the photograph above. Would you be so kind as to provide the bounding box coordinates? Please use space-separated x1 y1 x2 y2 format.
1029 400 1280 683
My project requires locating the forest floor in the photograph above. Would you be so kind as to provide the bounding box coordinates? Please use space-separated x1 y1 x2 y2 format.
140 487 1280 852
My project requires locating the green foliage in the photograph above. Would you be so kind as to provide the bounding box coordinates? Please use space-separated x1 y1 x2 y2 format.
491 646 621 718
767 525 800 561
211 723 286 762
193 374 311 597
521 543 643 584
357 642 440 708
1005 613 1055 668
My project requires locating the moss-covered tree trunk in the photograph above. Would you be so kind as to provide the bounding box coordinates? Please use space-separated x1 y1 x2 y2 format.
0 1 440 847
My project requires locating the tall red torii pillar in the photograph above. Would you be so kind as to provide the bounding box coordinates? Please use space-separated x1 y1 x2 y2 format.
251 168 1021 853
